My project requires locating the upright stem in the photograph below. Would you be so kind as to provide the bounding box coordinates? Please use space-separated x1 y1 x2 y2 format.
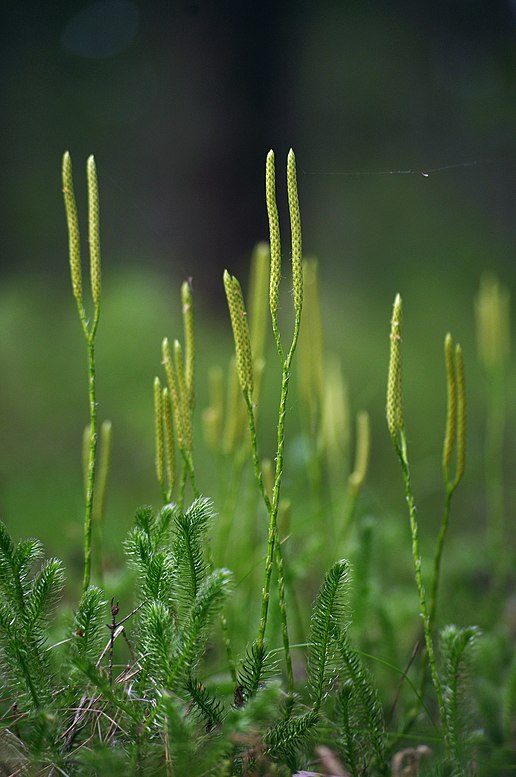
486 367 506 604
397 433 450 755
429 486 453 630
256 313 300 653
243 392 271 513
82 309 99 593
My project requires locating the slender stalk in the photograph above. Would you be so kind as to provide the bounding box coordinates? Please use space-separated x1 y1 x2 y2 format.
182 451 199 500
485 366 506 602
243 389 294 695
386 295 450 756
83 311 100 593
243 391 271 512
397 433 448 748
256 312 301 653
92 419 112 584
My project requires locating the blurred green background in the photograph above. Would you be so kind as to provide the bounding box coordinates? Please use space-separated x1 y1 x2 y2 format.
0 1 515 593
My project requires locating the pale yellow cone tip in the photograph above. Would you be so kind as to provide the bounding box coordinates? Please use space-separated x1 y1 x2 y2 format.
288 148 295 160
87 155 96 168
267 149 275 162
62 152 72 180
161 337 171 360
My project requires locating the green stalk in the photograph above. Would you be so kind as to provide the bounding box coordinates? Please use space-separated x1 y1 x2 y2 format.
256 312 300 654
83 313 100 593
62 152 102 593
244 385 295 696
485 365 506 602
429 338 465 630
386 294 450 756
397 433 448 744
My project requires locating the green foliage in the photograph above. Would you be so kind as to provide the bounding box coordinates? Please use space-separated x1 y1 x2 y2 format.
0 149 513 776
0 522 64 708
440 624 481 770
172 496 214 614
70 585 106 664
336 633 387 774
265 709 319 770
237 640 271 703
308 559 350 711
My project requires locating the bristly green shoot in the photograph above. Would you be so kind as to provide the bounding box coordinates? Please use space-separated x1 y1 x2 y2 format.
62 151 103 593
308 560 350 712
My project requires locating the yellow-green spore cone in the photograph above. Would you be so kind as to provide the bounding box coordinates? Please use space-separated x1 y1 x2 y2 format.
223 270 254 394
62 151 83 305
287 149 303 314
154 376 165 490
442 333 457 479
386 294 404 450
265 150 281 319
87 155 101 308
454 343 466 486
181 281 195 409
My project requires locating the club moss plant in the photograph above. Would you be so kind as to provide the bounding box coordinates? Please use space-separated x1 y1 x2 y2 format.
0 150 513 776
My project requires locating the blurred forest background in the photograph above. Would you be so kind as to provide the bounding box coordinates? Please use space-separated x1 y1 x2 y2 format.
0 0 515 587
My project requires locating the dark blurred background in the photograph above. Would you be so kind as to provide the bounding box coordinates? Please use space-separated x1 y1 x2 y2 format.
0 0 515 577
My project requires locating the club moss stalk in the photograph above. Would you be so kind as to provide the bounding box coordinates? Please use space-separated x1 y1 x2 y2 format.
386 294 450 755
429 336 466 630
92 419 112 584
475 274 510 601
256 150 303 692
162 336 197 507
299 260 325 436
62 151 102 593
320 357 350 483
202 366 224 452
341 410 370 541
248 242 271 368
